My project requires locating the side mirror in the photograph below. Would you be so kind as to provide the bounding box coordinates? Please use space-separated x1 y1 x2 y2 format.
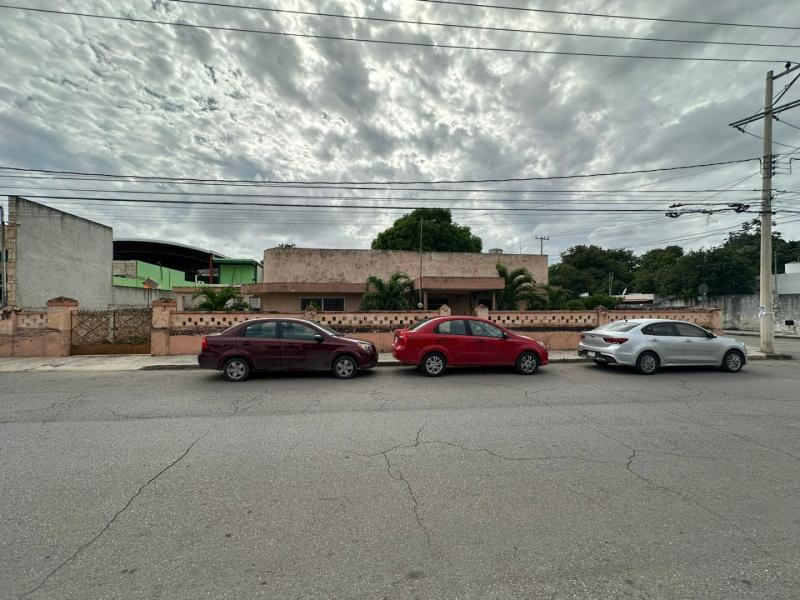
313 334 324 342
502 332 509 339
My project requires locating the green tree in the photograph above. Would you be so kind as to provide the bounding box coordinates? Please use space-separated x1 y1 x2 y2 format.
630 245 684 294
193 286 250 311
359 272 414 310
582 293 618 309
371 208 482 252
495 263 536 310
549 245 637 295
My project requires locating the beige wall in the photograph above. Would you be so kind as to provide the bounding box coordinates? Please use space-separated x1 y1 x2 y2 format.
260 292 364 313
262 248 548 285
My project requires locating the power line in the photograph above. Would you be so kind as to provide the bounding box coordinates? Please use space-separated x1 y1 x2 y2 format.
0 185 761 204
168 0 800 50
0 173 766 194
775 117 800 132
9 194 693 213
0 157 762 185
0 4 788 64
415 0 800 31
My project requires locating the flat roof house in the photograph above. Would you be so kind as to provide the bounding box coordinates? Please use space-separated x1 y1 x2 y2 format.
242 247 548 314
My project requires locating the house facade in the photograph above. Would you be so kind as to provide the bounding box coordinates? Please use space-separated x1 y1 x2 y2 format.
242 247 549 314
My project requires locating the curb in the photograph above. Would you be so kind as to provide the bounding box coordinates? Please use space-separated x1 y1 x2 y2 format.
139 364 201 371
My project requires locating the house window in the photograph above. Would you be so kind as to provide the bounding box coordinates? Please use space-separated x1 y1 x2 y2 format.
322 298 344 312
301 298 323 311
300 297 345 312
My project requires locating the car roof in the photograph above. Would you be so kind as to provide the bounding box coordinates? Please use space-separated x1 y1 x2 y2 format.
604 318 704 326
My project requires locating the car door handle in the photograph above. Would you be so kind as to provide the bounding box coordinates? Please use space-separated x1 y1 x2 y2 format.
648 337 658 342
685 339 693 343
242 341 251 346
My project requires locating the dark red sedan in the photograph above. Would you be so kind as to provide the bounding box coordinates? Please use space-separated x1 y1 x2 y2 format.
392 316 548 376
199 318 378 381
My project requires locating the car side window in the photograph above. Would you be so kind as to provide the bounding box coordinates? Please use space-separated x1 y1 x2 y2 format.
675 322 708 338
642 322 678 336
244 322 277 338
469 321 504 338
281 322 319 341
435 320 468 335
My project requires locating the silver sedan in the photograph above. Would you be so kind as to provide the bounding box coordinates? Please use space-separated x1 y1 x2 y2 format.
577 319 748 374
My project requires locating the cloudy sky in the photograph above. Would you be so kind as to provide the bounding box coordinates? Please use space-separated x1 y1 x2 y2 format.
1 0 799 263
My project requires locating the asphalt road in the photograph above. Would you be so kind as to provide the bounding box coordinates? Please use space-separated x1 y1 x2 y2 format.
1 361 798 600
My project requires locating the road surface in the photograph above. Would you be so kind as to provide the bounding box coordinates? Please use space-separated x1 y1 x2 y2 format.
1 361 798 599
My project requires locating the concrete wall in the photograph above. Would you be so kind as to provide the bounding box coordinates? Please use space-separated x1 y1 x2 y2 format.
776 272 800 295
9 197 113 309
260 292 364 312
110 285 175 308
663 293 800 332
262 247 549 285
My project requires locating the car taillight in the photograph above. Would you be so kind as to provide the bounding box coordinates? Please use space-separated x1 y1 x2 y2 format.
201 336 208 351
602 336 628 344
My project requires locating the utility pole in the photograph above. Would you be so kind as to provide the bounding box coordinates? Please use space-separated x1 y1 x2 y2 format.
535 235 549 256
418 218 424 309
760 71 774 354
0 204 6 308
729 62 800 354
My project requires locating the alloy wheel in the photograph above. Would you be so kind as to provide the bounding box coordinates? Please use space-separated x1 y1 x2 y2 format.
225 359 248 381
334 357 356 379
425 354 444 376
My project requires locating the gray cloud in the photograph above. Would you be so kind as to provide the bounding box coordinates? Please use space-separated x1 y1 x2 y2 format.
0 0 798 261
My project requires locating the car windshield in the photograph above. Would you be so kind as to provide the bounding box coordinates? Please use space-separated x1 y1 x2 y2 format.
598 320 641 332
311 321 340 336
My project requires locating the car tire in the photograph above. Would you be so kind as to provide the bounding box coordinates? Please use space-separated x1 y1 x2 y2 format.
421 352 446 377
721 349 745 373
222 357 251 382
332 355 358 379
516 351 539 375
635 351 660 375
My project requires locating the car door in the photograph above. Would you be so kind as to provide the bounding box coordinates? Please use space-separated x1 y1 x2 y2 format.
431 319 471 365
241 321 281 370
280 321 332 370
465 320 509 365
641 322 684 365
675 322 719 364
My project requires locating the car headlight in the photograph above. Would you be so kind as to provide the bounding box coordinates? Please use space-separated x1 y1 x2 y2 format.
358 342 372 352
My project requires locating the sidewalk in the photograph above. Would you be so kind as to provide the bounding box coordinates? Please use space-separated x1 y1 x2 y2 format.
0 347 780 372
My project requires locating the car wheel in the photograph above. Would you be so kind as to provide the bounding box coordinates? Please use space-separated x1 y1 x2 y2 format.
635 351 660 375
516 351 539 375
422 352 446 377
332 355 358 379
721 349 744 373
223 357 251 382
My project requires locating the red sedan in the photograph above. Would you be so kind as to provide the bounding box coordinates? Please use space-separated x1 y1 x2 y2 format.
198 318 378 381
392 316 548 376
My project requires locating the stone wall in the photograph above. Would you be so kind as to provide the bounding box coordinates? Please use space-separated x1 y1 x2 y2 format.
662 294 800 333
0 298 77 357
151 303 722 355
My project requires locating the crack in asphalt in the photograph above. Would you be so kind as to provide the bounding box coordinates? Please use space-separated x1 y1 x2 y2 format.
40 393 85 425
624 448 792 570
376 425 434 558
658 406 800 463
18 428 212 599
532 392 794 570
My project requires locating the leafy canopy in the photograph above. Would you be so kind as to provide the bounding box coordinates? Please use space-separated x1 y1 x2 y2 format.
371 208 482 253
192 286 250 312
359 272 415 311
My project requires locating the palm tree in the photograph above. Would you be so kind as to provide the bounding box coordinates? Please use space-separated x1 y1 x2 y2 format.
359 272 414 311
495 263 536 310
192 286 250 312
